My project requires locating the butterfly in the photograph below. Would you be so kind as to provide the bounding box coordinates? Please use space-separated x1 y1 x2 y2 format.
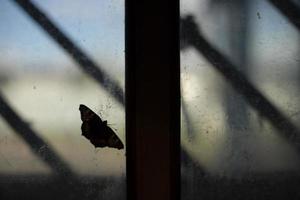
79 104 124 150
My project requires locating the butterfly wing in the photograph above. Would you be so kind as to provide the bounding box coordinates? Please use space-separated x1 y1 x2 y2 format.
79 104 103 123
79 104 124 149
79 104 104 140
104 126 124 149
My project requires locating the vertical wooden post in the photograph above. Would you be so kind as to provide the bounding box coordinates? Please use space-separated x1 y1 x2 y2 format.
125 0 180 200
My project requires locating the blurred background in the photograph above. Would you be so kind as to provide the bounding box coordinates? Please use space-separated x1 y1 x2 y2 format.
0 0 125 199
181 0 300 199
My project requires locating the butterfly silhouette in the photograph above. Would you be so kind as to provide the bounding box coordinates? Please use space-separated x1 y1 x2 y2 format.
79 104 124 149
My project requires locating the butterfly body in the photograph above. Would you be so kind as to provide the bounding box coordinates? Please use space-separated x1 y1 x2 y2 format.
79 104 124 149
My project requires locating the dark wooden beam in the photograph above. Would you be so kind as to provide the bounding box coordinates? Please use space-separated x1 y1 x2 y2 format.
125 1 180 200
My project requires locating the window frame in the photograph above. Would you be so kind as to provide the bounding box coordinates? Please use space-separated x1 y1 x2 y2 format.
125 1 181 200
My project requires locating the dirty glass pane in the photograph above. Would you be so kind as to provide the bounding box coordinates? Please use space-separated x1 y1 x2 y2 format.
0 0 125 200
181 0 300 199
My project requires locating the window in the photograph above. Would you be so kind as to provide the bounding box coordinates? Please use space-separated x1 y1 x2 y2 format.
181 0 300 199
1 0 299 200
0 1 125 199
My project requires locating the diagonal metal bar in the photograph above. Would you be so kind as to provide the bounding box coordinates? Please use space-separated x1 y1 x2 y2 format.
181 16 300 149
13 0 124 105
0 92 75 178
268 0 300 31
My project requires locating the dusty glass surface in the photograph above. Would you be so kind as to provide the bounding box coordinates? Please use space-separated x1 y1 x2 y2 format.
181 0 300 199
0 1 125 199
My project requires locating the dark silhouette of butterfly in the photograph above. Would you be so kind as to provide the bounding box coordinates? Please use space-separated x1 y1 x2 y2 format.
79 104 124 149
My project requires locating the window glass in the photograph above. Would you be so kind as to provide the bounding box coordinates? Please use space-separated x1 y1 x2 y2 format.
0 1 125 199
181 0 300 199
